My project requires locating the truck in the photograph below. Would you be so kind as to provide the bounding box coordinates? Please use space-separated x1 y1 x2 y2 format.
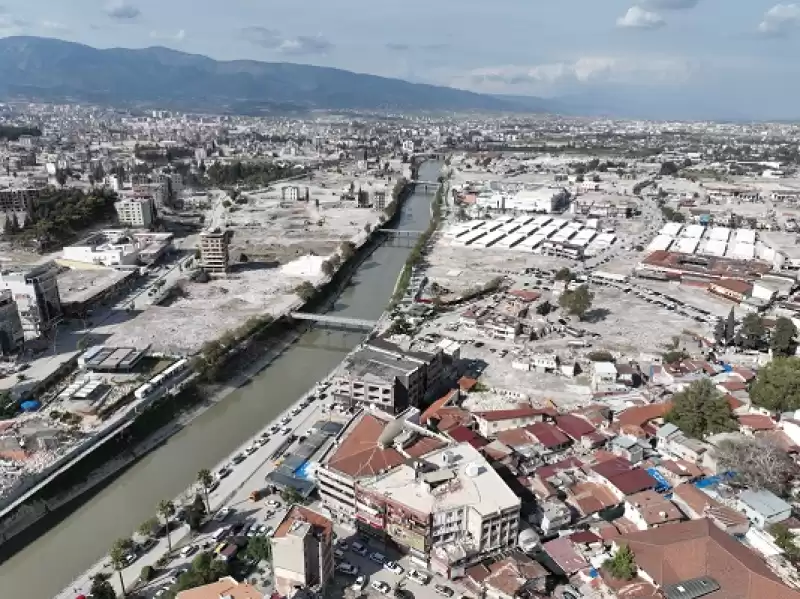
249 486 274 502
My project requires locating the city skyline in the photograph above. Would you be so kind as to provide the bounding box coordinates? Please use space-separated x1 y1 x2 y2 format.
0 0 798 119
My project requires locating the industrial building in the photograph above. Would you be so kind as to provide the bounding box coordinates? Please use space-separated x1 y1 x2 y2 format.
198 228 230 275
0 261 62 339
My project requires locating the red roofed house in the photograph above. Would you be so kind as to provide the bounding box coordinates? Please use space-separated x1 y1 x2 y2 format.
526 422 571 452
708 279 753 302
556 414 605 448
590 457 657 500
474 407 554 438
737 413 775 433
542 537 588 576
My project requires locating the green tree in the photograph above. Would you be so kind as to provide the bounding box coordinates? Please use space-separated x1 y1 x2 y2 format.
281 486 304 505
321 260 334 277
770 523 800 561
197 469 213 514
554 267 573 282
138 516 160 539
109 537 133 596
739 313 766 349
604 544 637 580
665 379 736 439
535 300 553 316
89 572 117 599
246 535 273 562
55 168 68 187
158 499 176 553
294 281 316 302
559 285 594 320
771 317 797 357
750 357 800 412
725 307 736 345
340 241 356 261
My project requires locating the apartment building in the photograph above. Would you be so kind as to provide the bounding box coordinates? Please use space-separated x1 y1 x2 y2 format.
333 339 444 413
0 186 43 221
198 228 230 275
272 505 334 596
0 290 23 353
316 411 447 529
0 261 62 339
357 443 521 578
114 196 155 228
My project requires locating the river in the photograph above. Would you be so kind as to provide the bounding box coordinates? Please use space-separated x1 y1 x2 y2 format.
0 161 441 599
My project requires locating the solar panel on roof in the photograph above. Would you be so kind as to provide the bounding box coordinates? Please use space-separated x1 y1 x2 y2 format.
662 577 720 599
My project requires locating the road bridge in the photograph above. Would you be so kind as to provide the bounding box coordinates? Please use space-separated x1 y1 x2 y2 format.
289 312 377 332
377 229 423 247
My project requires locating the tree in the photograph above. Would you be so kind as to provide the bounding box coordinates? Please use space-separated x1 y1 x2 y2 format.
2 213 12 236
158 499 176 553
770 523 800 561
109 537 133 596
138 516 160 539
738 313 766 349
716 437 797 496
89 573 117 599
246 535 273 562
321 260 334 277
604 544 637 580
364 223 372 234
587 350 615 362
713 318 727 346
665 379 736 439
559 285 594 320
662 349 689 364
55 168 68 187
659 161 679 176
771 317 797 357
340 241 356 261
554 267 573 282
535 300 553 316
281 486 304 505
197 469 213 514
294 281 316 302
750 357 800 412
186 493 207 531
725 308 736 346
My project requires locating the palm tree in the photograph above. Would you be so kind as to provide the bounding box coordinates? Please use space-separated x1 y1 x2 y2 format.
158 499 176 552
138 516 160 539
109 537 133 596
197 469 214 514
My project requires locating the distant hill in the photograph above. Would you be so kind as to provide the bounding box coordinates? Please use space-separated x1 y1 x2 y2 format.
0 36 556 114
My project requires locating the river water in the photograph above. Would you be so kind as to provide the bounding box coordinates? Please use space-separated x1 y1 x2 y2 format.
0 161 441 599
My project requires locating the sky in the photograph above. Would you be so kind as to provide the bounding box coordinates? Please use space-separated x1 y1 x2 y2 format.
0 0 799 119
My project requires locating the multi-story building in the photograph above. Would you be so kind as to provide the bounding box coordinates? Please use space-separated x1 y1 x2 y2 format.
0 261 62 339
115 196 155 228
333 339 444 413
0 290 23 353
272 505 334 596
198 228 230 275
317 410 447 529
373 190 387 211
0 186 44 222
357 442 521 578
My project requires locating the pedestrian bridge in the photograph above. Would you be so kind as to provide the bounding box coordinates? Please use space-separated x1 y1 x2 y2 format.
289 312 377 332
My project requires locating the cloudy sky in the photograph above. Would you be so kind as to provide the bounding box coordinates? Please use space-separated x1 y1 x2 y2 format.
0 0 798 118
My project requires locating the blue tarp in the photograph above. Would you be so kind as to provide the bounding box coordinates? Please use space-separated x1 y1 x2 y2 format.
722 363 733 372
20 400 40 412
646 467 672 492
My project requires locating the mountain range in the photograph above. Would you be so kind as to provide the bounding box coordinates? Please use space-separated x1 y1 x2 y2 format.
0 36 561 115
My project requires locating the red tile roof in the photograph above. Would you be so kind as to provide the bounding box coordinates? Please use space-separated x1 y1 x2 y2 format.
536 456 584 481
621 519 800 599
608 468 658 495
420 389 458 425
555 413 596 440
273 505 332 542
618 403 673 428
447 425 489 448
508 289 541 302
458 376 478 391
325 414 444 478
543 537 588 575
527 422 571 448
474 407 553 422
737 414 775 431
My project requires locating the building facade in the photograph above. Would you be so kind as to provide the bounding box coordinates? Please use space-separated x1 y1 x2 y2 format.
199 228 230 275
272 505 334 596
0 262 63 339
115 196 155 228
0 290 23 353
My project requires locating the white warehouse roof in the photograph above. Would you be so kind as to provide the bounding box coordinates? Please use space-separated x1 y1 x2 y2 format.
682 224 705 238
709 227 731 242
661 222 683 237
647 234 673 252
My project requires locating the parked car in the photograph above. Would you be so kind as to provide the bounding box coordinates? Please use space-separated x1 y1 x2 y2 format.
351 541 368 556
215 507 233 521
371 580 392 595
334 548 345 560
384 561 403 575
352 575 367 592
337 562 359 576
232 453 246 464
180 544 198 558
409 569 431 584
267 499 281 508
435 585 455 597
369 551 386 564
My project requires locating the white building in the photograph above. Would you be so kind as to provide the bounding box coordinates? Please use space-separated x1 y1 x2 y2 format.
62 231 139 267
114 196 155 228
0 261 63 339
506 187 569 213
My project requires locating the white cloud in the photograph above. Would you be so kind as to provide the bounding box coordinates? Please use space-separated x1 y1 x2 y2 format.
617 6 665 29
0 15 27 34
149 29 186 42
40 20 69 32
758 3 800 36
241 27 333 56
457 56 692 93
639 0 699 9
104 0 140 21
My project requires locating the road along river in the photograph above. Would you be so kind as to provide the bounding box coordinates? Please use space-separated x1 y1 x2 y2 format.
0 160 442 599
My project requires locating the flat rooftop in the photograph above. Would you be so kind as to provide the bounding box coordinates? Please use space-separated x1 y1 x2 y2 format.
360 442 520 517
56 267 133 304
340 347 420 384
273 504 333 542
324 413 446 479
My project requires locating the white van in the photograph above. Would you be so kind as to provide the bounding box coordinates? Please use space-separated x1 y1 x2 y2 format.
211 527 229 543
